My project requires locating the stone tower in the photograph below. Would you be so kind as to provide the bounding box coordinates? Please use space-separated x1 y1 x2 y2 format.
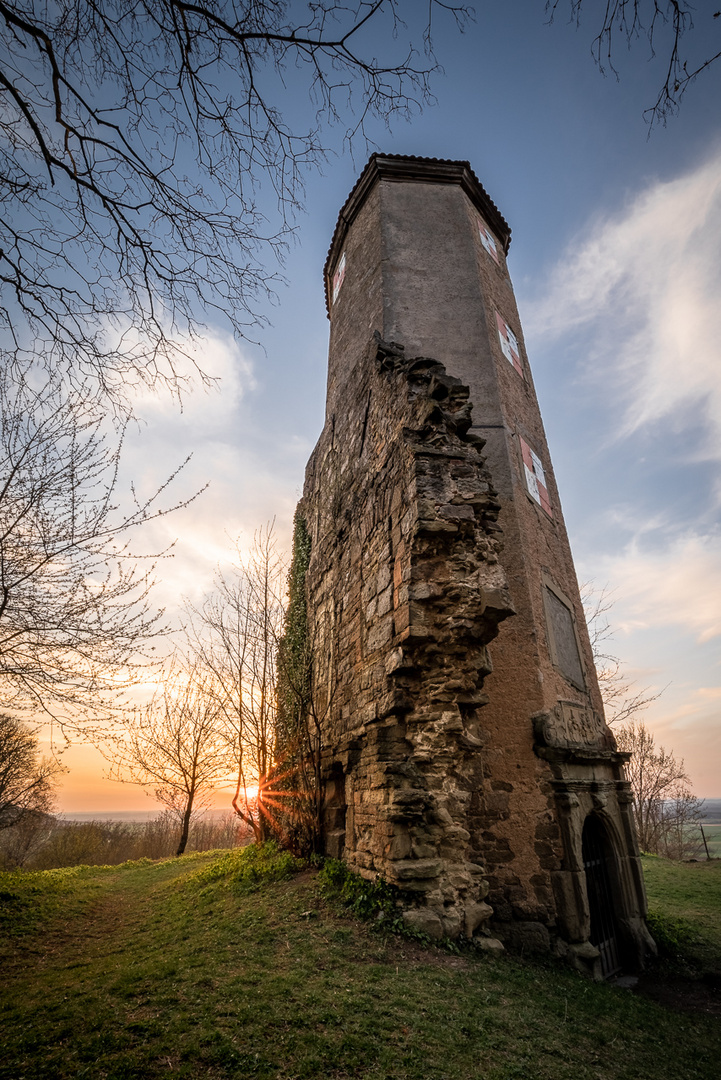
300 154 654 975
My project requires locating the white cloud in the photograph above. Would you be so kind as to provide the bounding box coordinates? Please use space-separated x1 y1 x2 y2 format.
662 685 721 723
526 148 721 458
127 331 256 432
592 529 721 643
99 328 307 622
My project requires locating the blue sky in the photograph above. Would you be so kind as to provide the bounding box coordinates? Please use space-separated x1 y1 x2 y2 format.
56 1 721 808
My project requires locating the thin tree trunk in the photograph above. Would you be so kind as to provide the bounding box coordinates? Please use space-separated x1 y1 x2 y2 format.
176 795 194 856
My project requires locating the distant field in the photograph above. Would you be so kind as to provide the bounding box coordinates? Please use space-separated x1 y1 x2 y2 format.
694 824 721 859
700 799 721 825
686 798 721 859
642 853 721 970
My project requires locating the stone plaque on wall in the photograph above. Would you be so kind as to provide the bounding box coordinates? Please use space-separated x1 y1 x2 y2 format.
557 700 603 744
544 585 585 690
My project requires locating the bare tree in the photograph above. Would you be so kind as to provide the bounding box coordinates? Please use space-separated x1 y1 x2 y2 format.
186 518 333 853
548 1 721 124
0 0 470 399
0 712 62 829
110 661 229 855
0 368 198 725
187 523 286 843
582 584 704 858
581 581 660 726
615 721 705 858
0 808 56 868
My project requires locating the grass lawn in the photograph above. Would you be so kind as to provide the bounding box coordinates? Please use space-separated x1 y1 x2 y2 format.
642 854 721 970
0 848 719 1080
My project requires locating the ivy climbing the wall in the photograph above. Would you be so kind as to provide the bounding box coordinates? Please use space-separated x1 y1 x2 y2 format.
277 508 311 731
275 508 321 856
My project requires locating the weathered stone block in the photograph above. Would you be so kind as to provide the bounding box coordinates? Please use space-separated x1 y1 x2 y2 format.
402 908 444 940
464 901 494 937
388 858 443 881
441 910 463 938
475 937 505 954
438 503 475 521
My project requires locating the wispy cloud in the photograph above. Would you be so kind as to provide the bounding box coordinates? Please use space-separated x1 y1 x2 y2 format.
592 529 721 643
127 330 255 431
114 331 304 615
526 149 721 458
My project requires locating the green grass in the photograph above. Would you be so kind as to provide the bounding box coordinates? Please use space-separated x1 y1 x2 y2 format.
642 853 721 970
0 848 719 1080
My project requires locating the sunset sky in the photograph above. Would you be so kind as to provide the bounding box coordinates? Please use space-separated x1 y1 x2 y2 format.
50 2 721 811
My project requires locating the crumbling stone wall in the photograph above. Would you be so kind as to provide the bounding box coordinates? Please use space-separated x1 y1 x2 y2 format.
300 334 514 940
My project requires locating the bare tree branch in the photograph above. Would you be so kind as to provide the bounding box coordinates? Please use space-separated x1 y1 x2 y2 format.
581 582 704 858
0 366 200 726
0 1 471 402
547 1 721 125
0 712 63 830
581 580 662 725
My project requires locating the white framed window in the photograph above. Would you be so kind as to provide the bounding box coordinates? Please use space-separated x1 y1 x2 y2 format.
332 252 346 304
478 219 499 264
495 311 523 377
519 435 552 518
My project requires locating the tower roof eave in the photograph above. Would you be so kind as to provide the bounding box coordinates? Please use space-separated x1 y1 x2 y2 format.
323 153 512 317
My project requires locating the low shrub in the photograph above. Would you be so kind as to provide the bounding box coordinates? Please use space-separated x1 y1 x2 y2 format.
317 858 431 943
189 840 303 892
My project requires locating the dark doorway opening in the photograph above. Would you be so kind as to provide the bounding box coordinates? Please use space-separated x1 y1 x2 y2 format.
582 815 622 978
323 762 347 859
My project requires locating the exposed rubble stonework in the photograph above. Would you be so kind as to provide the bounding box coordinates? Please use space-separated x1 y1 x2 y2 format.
301 335 515 941
300 154 655 976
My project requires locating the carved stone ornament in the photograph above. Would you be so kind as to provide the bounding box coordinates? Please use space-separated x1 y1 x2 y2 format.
533 701 607 751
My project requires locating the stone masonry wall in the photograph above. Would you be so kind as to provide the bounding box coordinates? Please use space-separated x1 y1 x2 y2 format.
300 333 515 940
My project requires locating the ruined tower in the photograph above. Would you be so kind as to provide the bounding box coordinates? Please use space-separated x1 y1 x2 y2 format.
300 155 654 975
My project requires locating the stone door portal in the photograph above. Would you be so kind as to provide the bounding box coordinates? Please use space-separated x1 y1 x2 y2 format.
582 815 622 978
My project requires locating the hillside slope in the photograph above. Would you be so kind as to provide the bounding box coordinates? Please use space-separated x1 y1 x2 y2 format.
0 848 719 1079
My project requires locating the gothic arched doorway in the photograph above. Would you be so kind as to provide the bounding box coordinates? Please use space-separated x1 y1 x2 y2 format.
582 814 622 978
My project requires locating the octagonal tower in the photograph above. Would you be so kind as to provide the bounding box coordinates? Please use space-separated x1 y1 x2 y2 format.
301 154 654 975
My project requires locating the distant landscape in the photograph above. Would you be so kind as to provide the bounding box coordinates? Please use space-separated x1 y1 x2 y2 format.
700 800 721 822
60 809 238 824
22 798 712 868
55 800 721 825
0 810 251 871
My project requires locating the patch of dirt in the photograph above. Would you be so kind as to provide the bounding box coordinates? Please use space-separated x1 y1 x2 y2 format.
380 936 471 969
635 970 721 1019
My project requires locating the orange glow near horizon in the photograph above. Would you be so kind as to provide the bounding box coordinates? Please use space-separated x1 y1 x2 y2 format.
48 738 253 815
